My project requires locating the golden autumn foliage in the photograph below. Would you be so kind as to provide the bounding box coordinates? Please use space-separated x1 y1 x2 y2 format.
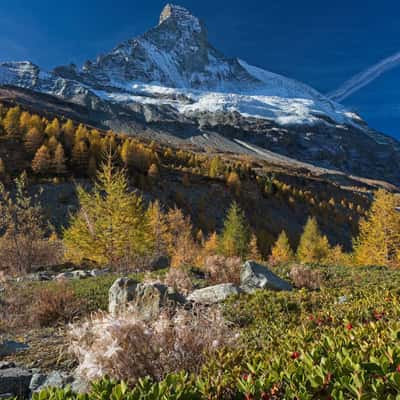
226 171 241 196
147 163 160 179
165 207 198 268
32 145 52 175
296 216 330 264
146 200 169 257
3 106 21 136
0 158 5 177
25 127 44 154
353 189 400 267
203 232 219 255
248 233 262 262
63 159 152 268
53 143 67 174
270 230 294 265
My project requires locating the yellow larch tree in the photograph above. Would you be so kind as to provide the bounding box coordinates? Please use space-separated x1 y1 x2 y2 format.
353 189 400 267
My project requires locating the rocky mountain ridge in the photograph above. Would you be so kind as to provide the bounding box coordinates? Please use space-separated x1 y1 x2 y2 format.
0 4 399 185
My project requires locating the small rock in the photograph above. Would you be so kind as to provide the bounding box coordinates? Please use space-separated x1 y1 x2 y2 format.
0 367 32 397
90 268 110 277
55 271 75 280
55 270 91 280
240 261 293 293
29 373 47 391
0 362 15 370
187 283 241 304
338 295 348 304
31 371 73 392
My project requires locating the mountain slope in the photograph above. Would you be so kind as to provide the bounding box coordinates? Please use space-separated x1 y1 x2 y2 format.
0 4 399 184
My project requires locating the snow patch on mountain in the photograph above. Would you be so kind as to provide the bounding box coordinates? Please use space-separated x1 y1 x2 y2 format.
93 75 362 128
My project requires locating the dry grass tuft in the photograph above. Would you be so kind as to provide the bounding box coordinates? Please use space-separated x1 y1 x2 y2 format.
69 306 234 384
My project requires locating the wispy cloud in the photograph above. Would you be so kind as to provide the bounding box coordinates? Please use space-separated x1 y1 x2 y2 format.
328 51 400 102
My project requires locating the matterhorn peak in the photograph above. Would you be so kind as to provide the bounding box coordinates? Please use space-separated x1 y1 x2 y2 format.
159 4 202 32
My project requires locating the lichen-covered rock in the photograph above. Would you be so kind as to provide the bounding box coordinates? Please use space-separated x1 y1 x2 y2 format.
30 371 74 392
108 278 139 316
240 261 292 293
109 278 184 319
187 283 241 304
30 370 88 394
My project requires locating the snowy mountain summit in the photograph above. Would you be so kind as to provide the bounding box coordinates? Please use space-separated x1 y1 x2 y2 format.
0 4 364 126
0 4 399 184
52 4 364 128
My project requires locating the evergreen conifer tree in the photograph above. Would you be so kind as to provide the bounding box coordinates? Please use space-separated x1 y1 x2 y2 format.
63 158 151 267
220 201 250 258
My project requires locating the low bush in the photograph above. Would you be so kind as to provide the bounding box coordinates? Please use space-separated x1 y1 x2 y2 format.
69 307 233 384
289 264 325 290
202 255 242 285
30 283 82 327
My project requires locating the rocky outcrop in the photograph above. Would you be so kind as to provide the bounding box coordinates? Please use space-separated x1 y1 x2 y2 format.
108 278 184 319
240 261 293 293
187 283 241 304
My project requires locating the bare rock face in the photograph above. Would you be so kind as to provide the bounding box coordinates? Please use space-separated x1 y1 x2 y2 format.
108 278 184 319
187 283 242 304
240 261 293 293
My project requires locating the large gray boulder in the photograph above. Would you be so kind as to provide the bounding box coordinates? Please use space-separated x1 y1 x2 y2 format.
109 278 184 319
0 366 32 397
240 261 292 293
109 278 138 316
187 283 241 304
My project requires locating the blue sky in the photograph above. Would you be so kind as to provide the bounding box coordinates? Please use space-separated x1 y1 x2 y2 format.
0 0 399 138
